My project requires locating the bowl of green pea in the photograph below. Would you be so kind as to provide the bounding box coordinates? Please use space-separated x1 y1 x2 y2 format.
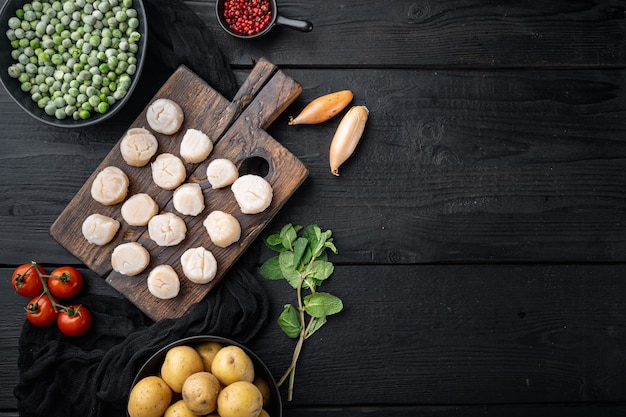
0 0 147 127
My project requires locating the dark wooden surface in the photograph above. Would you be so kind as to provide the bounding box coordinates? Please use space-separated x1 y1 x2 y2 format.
1 0 626 416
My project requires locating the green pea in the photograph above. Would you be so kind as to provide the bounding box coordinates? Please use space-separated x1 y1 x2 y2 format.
54 108 67 119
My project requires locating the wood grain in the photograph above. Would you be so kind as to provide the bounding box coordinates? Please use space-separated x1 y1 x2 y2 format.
192 0 626 68
49 60 308 320
2 1 626 415
248 264 626 405
3 264 626 410
2 68 625 266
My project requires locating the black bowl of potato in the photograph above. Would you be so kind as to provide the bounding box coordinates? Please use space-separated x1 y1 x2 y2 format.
128 335 281 417
0 0 147 128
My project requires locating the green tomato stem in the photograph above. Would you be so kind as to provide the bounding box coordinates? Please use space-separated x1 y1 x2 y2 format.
31 261 66 313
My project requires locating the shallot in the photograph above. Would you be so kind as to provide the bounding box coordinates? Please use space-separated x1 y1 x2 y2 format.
329 105 369 176
289 90 353 125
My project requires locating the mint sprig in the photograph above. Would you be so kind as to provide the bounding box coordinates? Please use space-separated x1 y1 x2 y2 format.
260 224 343 401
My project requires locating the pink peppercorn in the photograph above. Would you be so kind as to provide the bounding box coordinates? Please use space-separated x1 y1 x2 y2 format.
223 0 273 36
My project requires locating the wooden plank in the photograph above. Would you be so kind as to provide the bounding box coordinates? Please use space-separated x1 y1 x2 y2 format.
269 68 626 263
192 0 626 68
284 405 626 417
2 68 626 265
248 264 626 405
49 62 307 320
4 264 626 408
4 406 626 417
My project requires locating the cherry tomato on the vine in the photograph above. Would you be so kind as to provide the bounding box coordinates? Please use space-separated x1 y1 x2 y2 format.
11 263 46 298
57 305 92 337
48 266 83 299
26 294 58 327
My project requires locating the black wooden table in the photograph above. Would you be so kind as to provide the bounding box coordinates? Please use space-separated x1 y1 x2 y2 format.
2 1 626 416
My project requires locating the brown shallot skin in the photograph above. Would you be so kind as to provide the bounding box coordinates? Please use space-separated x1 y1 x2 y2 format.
289 90 353 125
329 105 369 176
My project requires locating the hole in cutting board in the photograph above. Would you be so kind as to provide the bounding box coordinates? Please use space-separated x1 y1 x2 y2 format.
239 156 270 177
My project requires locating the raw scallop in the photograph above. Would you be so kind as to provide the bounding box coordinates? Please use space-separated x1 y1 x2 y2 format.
91 166 129 205
121 193 159 226
206 158 238 189
203 210 241 248
111 242 150 276
81 213 120 245
147 265 180 299
180 128 213 163
173 183 204 216
148 212 187 246
231 174 273 214
120 127 158 167
180 246 217 284
146 98 184 135
151 153 186 190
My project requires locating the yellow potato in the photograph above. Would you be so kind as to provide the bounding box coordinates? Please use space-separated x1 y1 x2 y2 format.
211 345 255 385
253 376 271 408
217 381 263 417
161 345 205 393
164 399 199 417
258 410 270 417
128 376 172 417
182 371 221 415
195 341 223 371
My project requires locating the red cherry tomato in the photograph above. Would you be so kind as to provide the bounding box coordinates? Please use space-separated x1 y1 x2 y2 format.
48 266 84 299
11 263 46 298
26 294 58 327
57 305 92 337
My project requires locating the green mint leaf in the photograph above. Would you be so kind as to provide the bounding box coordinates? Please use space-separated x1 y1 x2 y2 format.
279 224 301 251
279 251 302 289
305 259 334 281
292 237 309 268
260 256 283 280
278 304 302 338
305 316 327 339
303 277 319 292
325 239 338 254
303 224 321 251
264 232 286 252
303 292 343 318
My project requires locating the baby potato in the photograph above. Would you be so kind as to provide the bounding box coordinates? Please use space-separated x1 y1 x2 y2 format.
164 399 199 417
128 376 172 417
217 381 263 417
211 345 255 385
181 371 221 415
161 345 205 393
253 376 271 408
195 341 223 371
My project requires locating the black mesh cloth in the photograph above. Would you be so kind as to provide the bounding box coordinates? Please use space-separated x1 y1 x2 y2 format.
14 2 267 416
15 253 269 417
143 0 239 100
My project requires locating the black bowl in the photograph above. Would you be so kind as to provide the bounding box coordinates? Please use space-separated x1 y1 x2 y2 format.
129 335 282 417
0 0 147 128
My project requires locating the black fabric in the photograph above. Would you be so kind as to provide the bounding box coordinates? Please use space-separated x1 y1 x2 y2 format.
15 252 269 417
143 0 239 100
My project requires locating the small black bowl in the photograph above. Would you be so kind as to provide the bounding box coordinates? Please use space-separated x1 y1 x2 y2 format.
0 0 148 128
129 335 282 417
216 0 312 40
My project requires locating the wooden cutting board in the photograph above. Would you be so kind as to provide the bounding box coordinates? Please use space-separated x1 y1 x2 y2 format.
50 58 308 321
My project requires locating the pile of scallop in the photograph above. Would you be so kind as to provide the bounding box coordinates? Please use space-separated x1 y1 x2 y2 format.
81 97 273 300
